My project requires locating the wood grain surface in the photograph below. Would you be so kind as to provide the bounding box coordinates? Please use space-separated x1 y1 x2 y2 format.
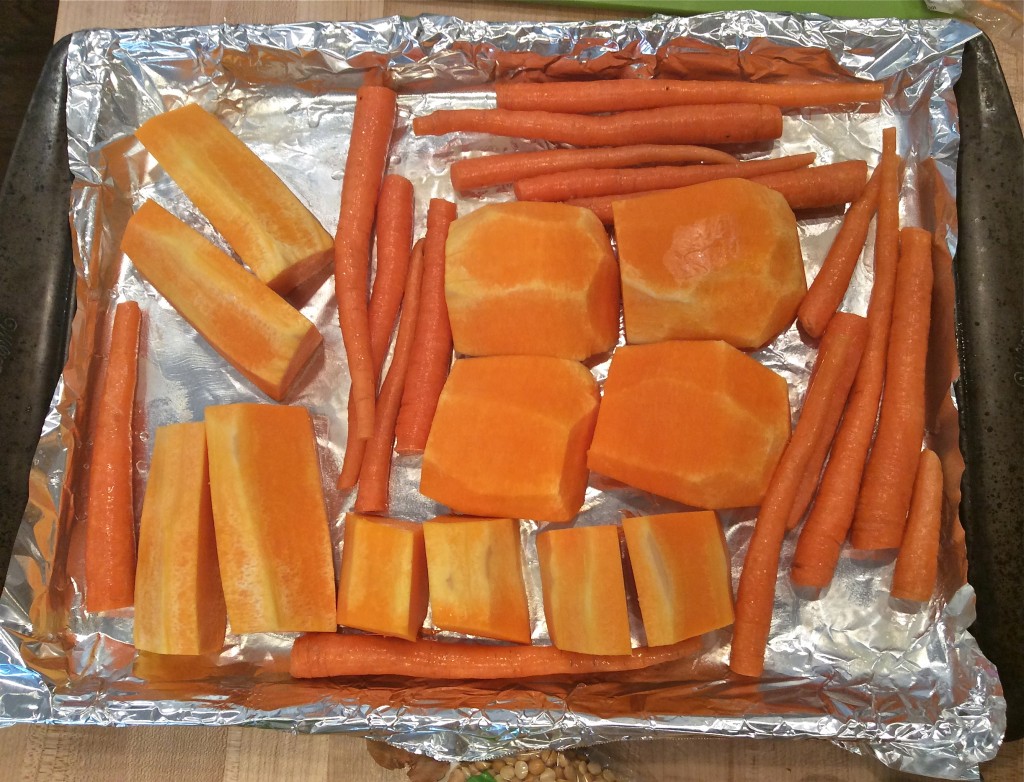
4 1 1017 780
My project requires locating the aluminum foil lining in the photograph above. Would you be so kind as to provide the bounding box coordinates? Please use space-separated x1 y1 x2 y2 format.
0 11 1004 780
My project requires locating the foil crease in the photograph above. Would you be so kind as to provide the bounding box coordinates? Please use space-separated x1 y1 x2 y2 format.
0 11 1004 780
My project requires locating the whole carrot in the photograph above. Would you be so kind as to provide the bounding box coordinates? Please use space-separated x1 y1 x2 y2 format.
395 199 457 455
495 79 885 114
356 241 425 513
748 160 868 211
335 85 396 443
290 632 693 680
84 301 143 613
797 163 883 339
450 144 737 193
890 449 943 602
850 227 934 550
789 128 901 588
413 104 783 147
515 152 816 202
730 312 867 677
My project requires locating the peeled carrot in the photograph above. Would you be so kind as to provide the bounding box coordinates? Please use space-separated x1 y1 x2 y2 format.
730 312 867 677
450 144 737 193
412 104 783 147
355 240 425 513
890 449 943 602
337 173 413 490
495 79 885 114
850 227 934 550
515 152 816 202
334 85 396 444
290 633 693 680
747 160 868 211
395 200 457 455
790 129 901 588
84 301 142 613
797 163 883 339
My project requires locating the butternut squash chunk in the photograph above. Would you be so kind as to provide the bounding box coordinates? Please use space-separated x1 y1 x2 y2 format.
205 404 336 634
135 103 333 294
122 200 322 402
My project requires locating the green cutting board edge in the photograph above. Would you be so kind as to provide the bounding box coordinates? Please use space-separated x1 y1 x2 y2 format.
520 0 946 19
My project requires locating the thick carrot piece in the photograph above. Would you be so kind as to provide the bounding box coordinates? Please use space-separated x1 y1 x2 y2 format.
851 227 934 550
395 200 457 455
797 163 883 339
730 312 867 677
335 85 397 442
450 144 737 193
790 129 901 587
890 449 943 602
84 301 142 613
413 104 783 147
748 160 868 211
355 241 425 513
495 79 885 114
290 633 693 680
514 152 816 202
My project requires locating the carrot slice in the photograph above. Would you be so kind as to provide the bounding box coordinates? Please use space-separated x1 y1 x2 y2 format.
730 312 867 677
450 144 737 193
413 104 783 147
890 449 943 602
84 301 142 613
851 227 934 550
394 199 457 455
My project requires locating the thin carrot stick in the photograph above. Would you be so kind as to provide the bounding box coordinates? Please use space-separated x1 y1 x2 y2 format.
514 152 816 202
850 227 934 550
394 199 457 455
355 240 425 513
789 129 901 588
450 144 737 192
730 312 868 677
413 104 783 147
747 160 868 211
290 632 693 680
84 301 142 613
334 85 396 443
495 79 885 114
890 449 943 602
797 163 883 339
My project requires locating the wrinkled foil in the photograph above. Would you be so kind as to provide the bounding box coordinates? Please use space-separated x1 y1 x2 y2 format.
0 11 1005 780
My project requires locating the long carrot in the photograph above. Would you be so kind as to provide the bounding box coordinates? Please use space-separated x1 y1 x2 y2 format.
850 227 934 550
412 104 783 147
515 152 816 202
334 85 396 444
450 144 737 192
788 129 901 588
394 199 457 455
84 301 142 613
355 241 425 513
797 163 883 339
495 79 885 114
890 449 943 602
730 312 868 677
337 173 413 490
290 633 693 680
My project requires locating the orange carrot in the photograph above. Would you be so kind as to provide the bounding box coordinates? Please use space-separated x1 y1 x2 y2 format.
747 160 868 211
334 85 396 444
84 301 143 613
850 227 934 550
395 199 457 455
789 129 901 588
495 79 885 114
412 104 783 147
797 163 883 339
290 632 693 680
890 449 943 602
337 173 413 490
450 144 737 192
515 152 816 202
355 240 426 513
730 312 867 677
